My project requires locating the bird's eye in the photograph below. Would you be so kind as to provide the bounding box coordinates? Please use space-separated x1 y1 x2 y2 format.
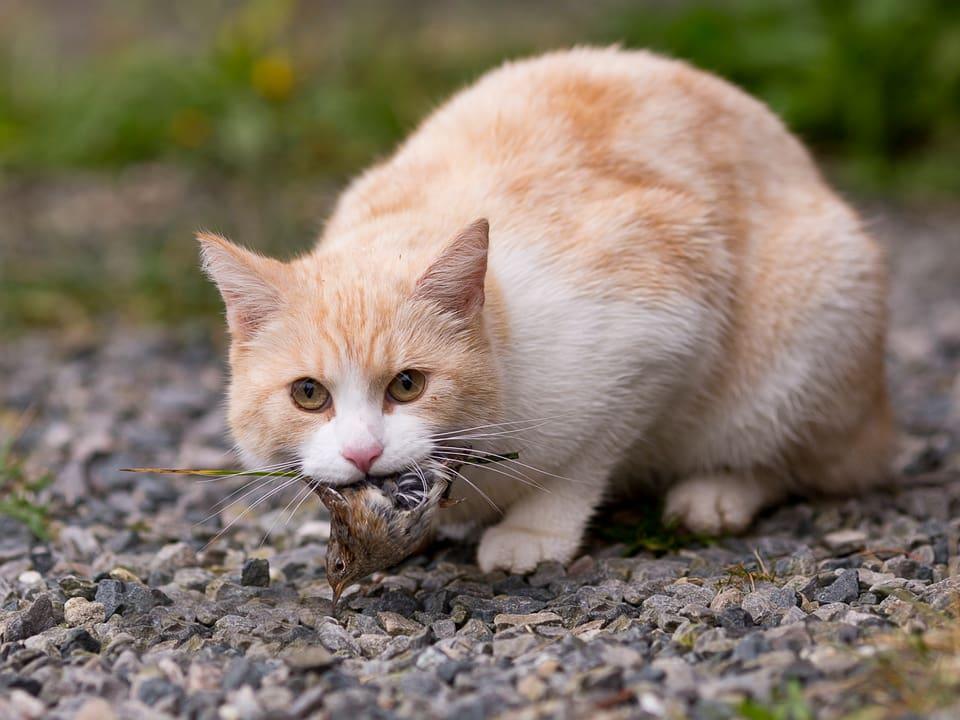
291 378 330 411
334 558 346 573
387 370 426 403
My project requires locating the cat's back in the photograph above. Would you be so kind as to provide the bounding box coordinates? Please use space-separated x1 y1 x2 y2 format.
328 47 828 241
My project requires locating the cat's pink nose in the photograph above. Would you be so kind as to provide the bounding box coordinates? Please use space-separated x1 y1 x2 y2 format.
341 443 383 474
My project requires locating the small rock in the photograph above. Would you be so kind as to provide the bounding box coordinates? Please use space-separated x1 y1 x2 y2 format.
710 587 744 612
377 611 424 636
95 579 171 617
60 526 101 560
64 597 107 626
493 634 540 658
358 633 392 657
137 677 183 710
295 520 330 543
493 611 562 629
457 618 493 641
779 606 808 625
59 575 98 600
173 567 213 592
813 603 850 622
858 568 895 588
3 594 59 642
61 627 102 654
816 569 860 604
73 698 117 720
775 546 817 576
17 570 43 586
718 607 754 636
822 530 867 554
282 646 336 670
150 542 198 572
431 619 456 639
517 674 548 701
807 645 860 676
108 567 141 583
912 544 936 566
241 558 270 587
732 632 769 662
883 556 934 582
317 622 361 655
870 577 910 597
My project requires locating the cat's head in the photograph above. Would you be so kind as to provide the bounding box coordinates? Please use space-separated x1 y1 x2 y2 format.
198 219 501 485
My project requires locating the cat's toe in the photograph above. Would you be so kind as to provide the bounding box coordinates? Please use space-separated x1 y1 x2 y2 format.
477 525 577 574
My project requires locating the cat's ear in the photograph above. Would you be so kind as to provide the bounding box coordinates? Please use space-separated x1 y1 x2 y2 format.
414 218 489 320
197 231 285 339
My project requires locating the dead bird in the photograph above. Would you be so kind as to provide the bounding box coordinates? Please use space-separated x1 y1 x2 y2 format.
312 465 462 612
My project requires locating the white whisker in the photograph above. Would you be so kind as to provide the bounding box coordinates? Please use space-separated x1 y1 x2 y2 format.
201 476 302 551
411 459 429 506
432 448 550 493
434 445 590 486
431 420 560 442
193 475 278 528
193 465 299 527
259 477 312 547
441 464 502 515
429 413 575 439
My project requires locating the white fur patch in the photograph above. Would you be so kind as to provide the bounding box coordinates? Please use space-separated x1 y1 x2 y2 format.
299 369 434 486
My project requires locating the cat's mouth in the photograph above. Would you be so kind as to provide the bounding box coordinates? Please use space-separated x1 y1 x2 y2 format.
303 458 457 496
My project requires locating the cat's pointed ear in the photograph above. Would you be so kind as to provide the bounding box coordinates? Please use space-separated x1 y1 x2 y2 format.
414 219 489 320
197 231 285 339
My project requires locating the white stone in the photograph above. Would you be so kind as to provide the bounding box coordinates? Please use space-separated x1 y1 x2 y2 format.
64 596 107 626
17 570 43 586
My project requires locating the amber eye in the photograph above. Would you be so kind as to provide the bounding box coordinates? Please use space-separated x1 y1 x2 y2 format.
291 378 330 411
387 370 426 403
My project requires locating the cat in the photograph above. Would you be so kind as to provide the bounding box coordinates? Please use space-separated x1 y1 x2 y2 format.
199 47 892 574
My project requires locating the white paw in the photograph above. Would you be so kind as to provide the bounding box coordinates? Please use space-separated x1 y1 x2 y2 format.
663 474 760 535
477 524 579 574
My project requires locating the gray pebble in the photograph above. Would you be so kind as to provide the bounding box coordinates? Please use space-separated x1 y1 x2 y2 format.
815 569 860 604
241 558 271 587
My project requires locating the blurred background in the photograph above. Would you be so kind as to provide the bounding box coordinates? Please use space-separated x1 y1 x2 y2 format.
2 0 959 336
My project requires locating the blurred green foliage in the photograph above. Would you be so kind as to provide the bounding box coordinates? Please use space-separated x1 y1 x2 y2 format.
0 429 52 540
1 0 958 334
2 0 958 194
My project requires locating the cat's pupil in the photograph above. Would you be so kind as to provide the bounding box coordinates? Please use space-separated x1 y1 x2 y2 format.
400 375 412 390
303 382 314 398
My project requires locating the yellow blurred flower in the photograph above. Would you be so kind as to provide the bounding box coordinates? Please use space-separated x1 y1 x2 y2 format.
169 109 211 149
251 53 295 102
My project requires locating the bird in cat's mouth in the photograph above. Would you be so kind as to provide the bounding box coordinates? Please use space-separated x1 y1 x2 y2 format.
306 464 457 613
304 451 517 612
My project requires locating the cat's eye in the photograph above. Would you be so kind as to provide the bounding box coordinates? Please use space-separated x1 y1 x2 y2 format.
387 370 426 403
291 378 330 411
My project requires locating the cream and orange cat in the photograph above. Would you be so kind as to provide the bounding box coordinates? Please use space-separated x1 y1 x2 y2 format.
199 48 892 573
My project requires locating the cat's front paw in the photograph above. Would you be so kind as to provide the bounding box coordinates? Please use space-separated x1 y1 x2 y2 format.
477 524 579 574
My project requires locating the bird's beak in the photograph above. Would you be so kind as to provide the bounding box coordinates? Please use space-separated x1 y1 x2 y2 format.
330 581 344 615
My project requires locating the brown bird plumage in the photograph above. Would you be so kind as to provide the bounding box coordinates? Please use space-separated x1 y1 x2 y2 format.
312 466 461 613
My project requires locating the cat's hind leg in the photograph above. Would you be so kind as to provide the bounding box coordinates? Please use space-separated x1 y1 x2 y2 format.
664 390 894 535
663 469 787 535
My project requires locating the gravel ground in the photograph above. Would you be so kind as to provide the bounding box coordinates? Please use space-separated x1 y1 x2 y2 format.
1 204 958 719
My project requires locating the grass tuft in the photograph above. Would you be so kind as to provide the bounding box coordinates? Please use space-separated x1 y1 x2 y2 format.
737 680 814 720
0 414 53 541
595 500 717 556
